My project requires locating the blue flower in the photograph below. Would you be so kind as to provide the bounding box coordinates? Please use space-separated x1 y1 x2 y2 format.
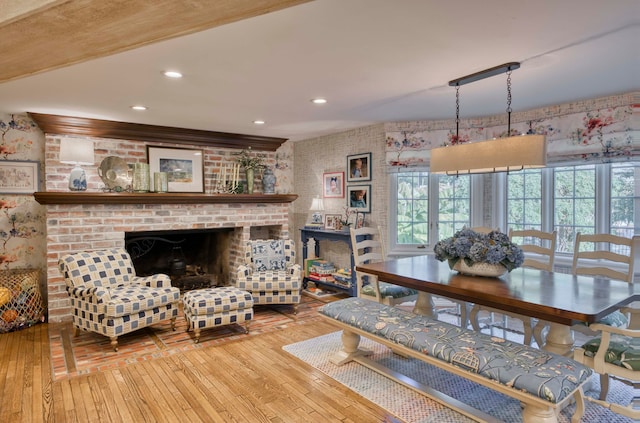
433 227 524 272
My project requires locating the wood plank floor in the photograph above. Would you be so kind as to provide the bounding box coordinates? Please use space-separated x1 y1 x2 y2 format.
0 319 397 422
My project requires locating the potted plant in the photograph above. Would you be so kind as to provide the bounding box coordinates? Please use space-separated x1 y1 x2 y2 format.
339 207 356 231
234 147 265 194
433 227 524 277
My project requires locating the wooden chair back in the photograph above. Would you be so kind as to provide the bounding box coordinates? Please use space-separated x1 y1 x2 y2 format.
572 233 637 283
508 229 557 272
350 226 385 267
349 226 384 300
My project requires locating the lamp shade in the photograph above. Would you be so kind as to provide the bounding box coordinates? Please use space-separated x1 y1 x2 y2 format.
430 134 546 175
307 196 325 226
59 138 94 191
59 138 95 165
309 197 325 211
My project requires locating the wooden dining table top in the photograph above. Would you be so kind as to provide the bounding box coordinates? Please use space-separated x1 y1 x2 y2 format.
356 255 639 326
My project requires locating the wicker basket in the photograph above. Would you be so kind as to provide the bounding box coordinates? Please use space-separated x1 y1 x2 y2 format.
0 269 45 333
452 261 507 278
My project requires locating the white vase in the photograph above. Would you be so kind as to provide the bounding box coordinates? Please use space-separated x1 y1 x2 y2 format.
452 261 506 277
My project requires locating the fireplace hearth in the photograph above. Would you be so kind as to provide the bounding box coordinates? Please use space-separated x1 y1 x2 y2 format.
125 228 233 290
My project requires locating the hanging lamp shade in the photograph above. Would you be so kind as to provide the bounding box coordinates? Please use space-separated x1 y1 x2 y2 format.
431 62 547 175
430 134 546 175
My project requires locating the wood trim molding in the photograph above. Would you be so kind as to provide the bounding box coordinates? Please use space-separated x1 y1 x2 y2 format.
34 192 298 205
29 113 288 151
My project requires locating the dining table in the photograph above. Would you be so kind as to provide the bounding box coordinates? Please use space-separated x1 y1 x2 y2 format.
356 255 639 356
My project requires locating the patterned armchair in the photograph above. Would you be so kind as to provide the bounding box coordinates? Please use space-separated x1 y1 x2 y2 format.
236 239 301 313
58 248 181 351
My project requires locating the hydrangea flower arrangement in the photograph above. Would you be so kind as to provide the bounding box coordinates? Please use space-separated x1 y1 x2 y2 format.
434 227 524 272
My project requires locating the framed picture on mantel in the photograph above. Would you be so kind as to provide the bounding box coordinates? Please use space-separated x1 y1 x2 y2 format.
147 146 204 193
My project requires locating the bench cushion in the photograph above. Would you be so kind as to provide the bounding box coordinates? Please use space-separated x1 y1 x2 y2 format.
320 297 592 405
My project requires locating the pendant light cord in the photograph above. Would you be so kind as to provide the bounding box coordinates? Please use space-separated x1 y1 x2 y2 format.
506 69 512 135
455 85 460 142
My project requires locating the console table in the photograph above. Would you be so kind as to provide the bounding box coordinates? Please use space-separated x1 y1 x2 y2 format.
300 228 369 297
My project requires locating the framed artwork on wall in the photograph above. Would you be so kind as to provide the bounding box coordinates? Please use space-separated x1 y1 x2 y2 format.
347 152 371 182
347 184 371 213
323 171 344 198
147 146 204 193
0 160 40 194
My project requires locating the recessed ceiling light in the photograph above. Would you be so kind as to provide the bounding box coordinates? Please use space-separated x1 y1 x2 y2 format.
131 105 147 111
253 120 265 125
311 98 327 104
163 71 183 78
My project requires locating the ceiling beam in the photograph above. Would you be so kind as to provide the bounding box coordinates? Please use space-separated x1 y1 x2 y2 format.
0 0 311 83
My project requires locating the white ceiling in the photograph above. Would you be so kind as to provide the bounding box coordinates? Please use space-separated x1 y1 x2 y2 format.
0 0 638 142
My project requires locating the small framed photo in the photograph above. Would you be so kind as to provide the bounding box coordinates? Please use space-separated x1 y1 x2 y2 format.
347 152 371 182
323 172 344 198
347 184 371 213
324 213 341 230
355 212 366 229
147 146 204 193
0 160 40 194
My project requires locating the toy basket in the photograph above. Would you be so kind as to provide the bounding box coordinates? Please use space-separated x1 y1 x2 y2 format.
0 269 45 333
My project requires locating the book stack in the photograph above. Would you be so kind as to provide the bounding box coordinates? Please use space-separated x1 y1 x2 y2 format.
307 259 336 283
332 268 351 288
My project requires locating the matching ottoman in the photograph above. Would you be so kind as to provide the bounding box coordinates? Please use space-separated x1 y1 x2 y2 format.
183 287 254 343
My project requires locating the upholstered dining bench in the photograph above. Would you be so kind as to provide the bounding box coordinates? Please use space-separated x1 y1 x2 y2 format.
319 297 592 423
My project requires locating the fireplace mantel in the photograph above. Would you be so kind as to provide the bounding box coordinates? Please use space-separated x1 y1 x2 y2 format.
34 192 298 205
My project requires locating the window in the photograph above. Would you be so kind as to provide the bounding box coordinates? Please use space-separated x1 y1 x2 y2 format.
390 162 639 258
503 162 639 255
553 164 596 253
506 169 543 232
396 171 429 245
437 175 471 239
389 170 477 254
610 162 640 238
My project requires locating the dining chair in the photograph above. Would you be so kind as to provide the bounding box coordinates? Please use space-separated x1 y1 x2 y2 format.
573 232 638 328
470 229 557 346
573 317 640 419
558 232 638 402
349 226 418 306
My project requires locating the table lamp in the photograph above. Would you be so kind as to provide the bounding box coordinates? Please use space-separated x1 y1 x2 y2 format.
59 138 95 191
307 196 324 227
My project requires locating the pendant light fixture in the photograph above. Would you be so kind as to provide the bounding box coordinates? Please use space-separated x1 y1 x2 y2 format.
430 62 546 175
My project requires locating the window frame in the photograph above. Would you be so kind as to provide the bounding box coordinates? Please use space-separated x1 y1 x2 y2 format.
388 161 639 264
388 169 484 256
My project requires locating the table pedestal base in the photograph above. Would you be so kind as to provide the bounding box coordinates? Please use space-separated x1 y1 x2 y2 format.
413 292 436 317
539 322 575 357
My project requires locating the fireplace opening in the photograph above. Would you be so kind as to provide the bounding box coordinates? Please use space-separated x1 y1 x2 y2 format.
125 228 233 290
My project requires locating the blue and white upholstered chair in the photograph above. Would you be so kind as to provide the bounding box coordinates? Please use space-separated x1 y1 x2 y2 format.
58 247 180 351
236 239 302 314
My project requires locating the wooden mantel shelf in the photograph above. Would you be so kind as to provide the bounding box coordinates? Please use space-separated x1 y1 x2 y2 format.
34 192 298 205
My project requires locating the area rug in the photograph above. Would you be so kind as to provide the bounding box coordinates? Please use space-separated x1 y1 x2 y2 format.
283 331 635 423
48 294 328 381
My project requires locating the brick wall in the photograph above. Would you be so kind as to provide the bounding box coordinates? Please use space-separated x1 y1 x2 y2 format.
44 134 293 322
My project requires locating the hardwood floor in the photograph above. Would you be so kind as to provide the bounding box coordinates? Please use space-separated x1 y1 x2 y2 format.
0 319 395 422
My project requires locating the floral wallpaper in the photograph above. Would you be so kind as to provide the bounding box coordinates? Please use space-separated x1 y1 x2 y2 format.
0 114 46 272
384 92 638 166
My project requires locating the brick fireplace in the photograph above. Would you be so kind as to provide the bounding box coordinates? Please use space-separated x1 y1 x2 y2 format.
41 199 292 322
36 118 296 323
